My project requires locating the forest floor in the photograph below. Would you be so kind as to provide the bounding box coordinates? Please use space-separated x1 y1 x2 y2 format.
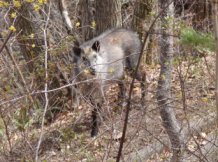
0 54 217 162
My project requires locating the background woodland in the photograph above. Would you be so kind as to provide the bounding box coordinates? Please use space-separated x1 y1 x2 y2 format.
0 0 218 162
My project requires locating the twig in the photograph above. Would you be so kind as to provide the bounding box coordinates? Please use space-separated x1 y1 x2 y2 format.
0 31 13 55
35 3 51 161
1 34 35 107
0 110 12 153
0 17 21 54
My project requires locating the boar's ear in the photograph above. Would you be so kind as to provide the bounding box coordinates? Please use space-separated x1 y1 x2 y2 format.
92 41 100 52
73 46 81 57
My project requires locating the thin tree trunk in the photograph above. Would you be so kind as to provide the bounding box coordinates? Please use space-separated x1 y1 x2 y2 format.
59 0 73 33
212 0 218 126
95 0 122 35
157 1 184 162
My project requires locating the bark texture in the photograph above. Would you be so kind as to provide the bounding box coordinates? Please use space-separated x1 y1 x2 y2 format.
132 0 153 39
212 0 218 126
157 1 184 162
77 0 94 41
132 0 157 65
95 0 122 35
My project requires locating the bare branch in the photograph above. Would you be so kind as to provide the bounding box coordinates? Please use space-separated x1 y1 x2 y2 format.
35 2 51 161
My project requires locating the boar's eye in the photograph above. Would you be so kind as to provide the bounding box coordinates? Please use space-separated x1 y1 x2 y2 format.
93 54 97 59
82 57 91 66
82 56 86 60
92 41 100 52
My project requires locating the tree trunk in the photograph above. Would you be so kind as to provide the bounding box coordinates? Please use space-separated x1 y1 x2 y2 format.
13 1 74 121
212 0 218 126
14 3 45 109
131 0 157 65
192 0 212 31
157 1 184 162
132 0 153 39
16 4 44 73
77 0 94 41
95 0 122 35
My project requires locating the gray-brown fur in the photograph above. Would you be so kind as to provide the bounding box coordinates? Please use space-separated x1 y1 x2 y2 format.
79 28 141 79
73 28 144 137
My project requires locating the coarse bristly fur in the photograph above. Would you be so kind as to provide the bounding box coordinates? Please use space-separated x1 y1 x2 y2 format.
73 28 144 137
